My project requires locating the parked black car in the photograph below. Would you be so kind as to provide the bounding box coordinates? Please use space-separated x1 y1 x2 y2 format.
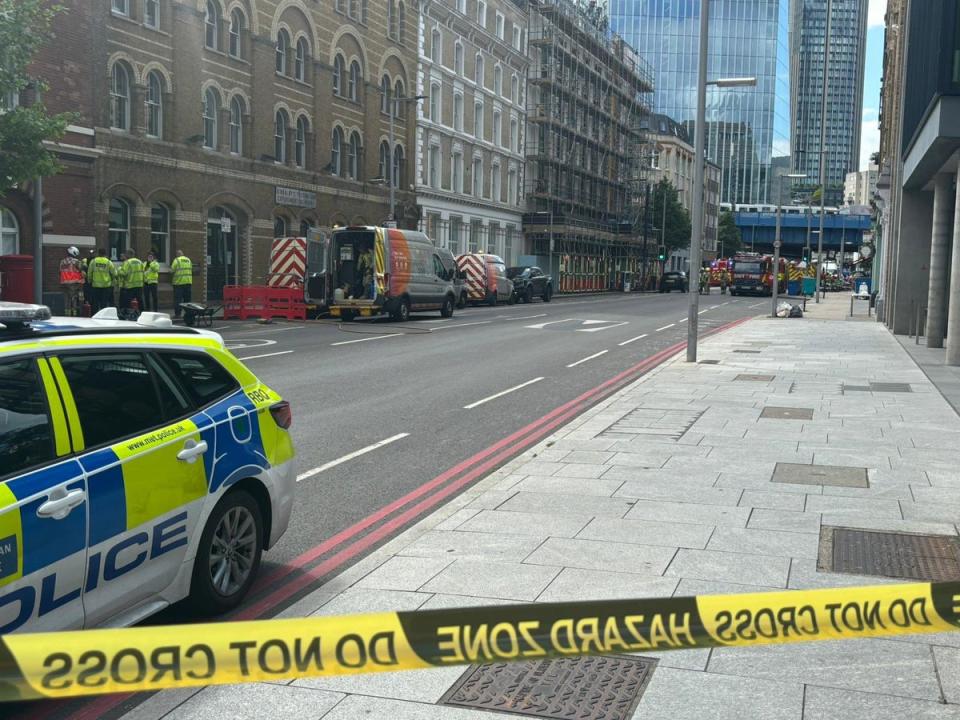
507 266 553 303
659 271 688 293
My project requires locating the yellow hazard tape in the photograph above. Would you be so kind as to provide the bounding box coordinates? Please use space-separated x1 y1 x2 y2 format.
1 581 958 701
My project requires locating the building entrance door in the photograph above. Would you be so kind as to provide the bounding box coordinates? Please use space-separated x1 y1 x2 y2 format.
206 207 238 301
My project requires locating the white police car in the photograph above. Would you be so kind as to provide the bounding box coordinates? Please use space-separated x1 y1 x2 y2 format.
0 303 295 633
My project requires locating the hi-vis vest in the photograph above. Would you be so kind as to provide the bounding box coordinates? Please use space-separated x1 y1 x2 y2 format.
59 258 83 285
145 260 160 284
88 257 115 288
171 256 192 286
120 257 145 289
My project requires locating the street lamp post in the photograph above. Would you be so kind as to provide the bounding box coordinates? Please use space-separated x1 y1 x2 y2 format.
771 173 808 318
687 0 756 363
387 94 427 225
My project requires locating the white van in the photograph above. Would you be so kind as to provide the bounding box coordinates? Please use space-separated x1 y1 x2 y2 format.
328 226 457 321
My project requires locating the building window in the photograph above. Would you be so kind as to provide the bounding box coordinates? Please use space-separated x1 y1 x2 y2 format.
454 42 464 75
398 2 406 43
491 163 501 201
393 144 404 187
333 55 345 96
110 63 130 130
379 140 390 180
495 13 504 39
475 54 484 86
430 28 441 64
300 219 315 236
144 0 159 29
474 100 483 139
456 0 465 13
453 93 463 131
0 208 18 255
381 75 391 114
348 131 361 179
394 79 405 104
0 89 18 113
510 117 518 152
507 168 517 205
144 71 163 138
452 151 463 193
274 110 288 163
511 74 518 104
388 0 397 38
276 30 289 74
472 157 482 196
229 96 243 154
229 9 244 57
512 26 521 51
494 65 502 95
295 38 308 81
429 82 440 121
361 0 368 23
108 198 130 260
112 0 130 16
450 216 462 253
349 0 358 19
493 110 501 146
203 89 219 149
476 0 486 27
335 0 345 11
204 1 219 49
331 126 343 175
274 216 287 238
428 144 440 188
295 116 307 168
150 204 170 262
349 61 361 102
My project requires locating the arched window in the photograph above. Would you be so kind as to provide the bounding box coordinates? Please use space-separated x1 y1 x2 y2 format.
331 126 344 175
203 88 219 149
454 42 464 75
510 117 518 152
361 0 368 23
335 0 345 11
392 144 404 188
204 1 219 49
349 61 361 102
429 82 440 121
295 116 308 168
300 218 315 236
394 79 405 103
110 63 130 130
430 29 441 64
229 96 244 154
150 204 170 263
144 0 160 29
274 216 287 238
494 65 502 95
474 100 483 139
475 54 484 86
398 2 406 43
145 70 163 138
491 163 501 201
229 9 244 57
274 109 288 162
276 29 289 74
388 0 396 39
453 92 463 131
493 109 501 146
348 131 361 179
108 198 130 260
295 38 308 82
380 75 390 114
472 157 482 196
332 55 345 96
378 140 390 180
0 208 19 255
349 0 358 19
511 74 519 104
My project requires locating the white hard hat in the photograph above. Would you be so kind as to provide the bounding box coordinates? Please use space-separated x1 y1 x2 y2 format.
67 246 79 257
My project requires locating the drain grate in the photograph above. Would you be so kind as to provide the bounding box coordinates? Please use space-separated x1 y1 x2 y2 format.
440 656 657 720
772 463 869 488
733 349 762 354
869 382 912 393
818 527 960 581
736 374 776 382
761 406 814 420
843 385 872 393
600 407 705 441
699 359 720 365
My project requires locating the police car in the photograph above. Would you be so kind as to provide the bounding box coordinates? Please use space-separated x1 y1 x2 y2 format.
0 302 295 634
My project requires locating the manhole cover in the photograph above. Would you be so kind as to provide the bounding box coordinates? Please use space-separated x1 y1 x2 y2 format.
733 349 761 354
699 359 720 365
736 374 775 382
440 656 656 720
761 406 814 420
870 382 912 393
843 385 872 393
772 462 868 488
819 527 960 581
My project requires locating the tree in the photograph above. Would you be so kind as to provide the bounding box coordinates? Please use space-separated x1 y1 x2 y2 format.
649 179 691 254
717 210 742 257
0 0 74 193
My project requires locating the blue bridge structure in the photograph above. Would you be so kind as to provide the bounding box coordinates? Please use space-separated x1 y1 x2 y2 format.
730 207 873 259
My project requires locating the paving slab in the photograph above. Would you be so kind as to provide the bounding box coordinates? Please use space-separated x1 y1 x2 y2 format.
456 509 592 538
419 559 560 601
509 474 625 497
739 490 807 511
537 567 678 602
319 695 517 719
706 526 820 559
523 536 677 575
354 556 454 592
396 530 544 562
164 684 344 720
625 499 752 527
496 491 635 518
665 548 791 587
577 517 714 549
613 480 743 506
802 686 960 720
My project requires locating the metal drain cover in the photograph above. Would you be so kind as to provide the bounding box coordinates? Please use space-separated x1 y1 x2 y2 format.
870 382 912 393
761 406 814 420
819 527 960 581
736 374 775 382
440 656 656 720
772 463 869 488
733 349 762 354
699 359 720 365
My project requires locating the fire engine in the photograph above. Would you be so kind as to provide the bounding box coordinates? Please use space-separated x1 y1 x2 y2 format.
729 253 786 296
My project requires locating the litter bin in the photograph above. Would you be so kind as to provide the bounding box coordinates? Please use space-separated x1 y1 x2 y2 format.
0 254 35 303
802 277 817 296
787 280 801 296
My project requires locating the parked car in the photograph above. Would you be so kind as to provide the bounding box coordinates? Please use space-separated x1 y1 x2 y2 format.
456 253 514 306
507 266 553 303
659 271 688 293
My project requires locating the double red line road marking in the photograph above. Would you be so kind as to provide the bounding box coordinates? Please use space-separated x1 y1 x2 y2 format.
26 316 749 720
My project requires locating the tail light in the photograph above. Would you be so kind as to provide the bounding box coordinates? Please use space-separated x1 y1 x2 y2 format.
269 401 292 430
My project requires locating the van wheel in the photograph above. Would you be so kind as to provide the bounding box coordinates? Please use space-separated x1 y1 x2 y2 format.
457 292 467 309
392 298 410 322
441 295 454 318
488 291 498 307
543 285 553 303
189 489 263 616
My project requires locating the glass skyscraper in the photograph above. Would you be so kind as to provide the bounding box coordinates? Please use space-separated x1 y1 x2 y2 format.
609 0 792 205
791 0 868 206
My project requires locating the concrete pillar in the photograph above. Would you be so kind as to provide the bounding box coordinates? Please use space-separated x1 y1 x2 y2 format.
946 171 960 364
926 174 955 346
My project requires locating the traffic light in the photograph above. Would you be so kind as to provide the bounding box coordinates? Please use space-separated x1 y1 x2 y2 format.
802 249 810 264
657 245 667 262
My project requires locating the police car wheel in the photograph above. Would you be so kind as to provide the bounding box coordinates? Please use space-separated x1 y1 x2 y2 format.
190 490 263 614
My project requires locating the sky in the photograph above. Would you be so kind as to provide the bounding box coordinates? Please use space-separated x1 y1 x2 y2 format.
860 0 887 170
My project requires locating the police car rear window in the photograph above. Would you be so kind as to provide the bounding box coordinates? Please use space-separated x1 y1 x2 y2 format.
0 359 55 477
157 353 239 408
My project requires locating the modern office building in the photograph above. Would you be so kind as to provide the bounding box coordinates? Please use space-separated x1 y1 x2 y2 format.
416 0 529 266
844 163 877 207
608 0 792 206
791 0 869 207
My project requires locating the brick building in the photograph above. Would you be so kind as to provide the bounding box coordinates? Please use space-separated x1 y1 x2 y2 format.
5 0 420 306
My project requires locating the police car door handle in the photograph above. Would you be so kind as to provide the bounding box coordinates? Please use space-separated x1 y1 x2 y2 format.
37 489 87 520
177 439 208 463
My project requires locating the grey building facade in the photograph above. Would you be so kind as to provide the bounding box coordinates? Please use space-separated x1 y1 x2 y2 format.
790 0 869 207
608 0 792 206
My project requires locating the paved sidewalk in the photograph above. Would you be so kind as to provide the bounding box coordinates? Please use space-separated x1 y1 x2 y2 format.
136 311 960 720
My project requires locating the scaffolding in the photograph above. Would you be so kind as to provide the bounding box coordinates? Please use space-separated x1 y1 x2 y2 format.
524 0 654 292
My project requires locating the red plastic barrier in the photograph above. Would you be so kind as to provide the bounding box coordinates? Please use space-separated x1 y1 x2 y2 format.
223 286 243 319
222 285 304 320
